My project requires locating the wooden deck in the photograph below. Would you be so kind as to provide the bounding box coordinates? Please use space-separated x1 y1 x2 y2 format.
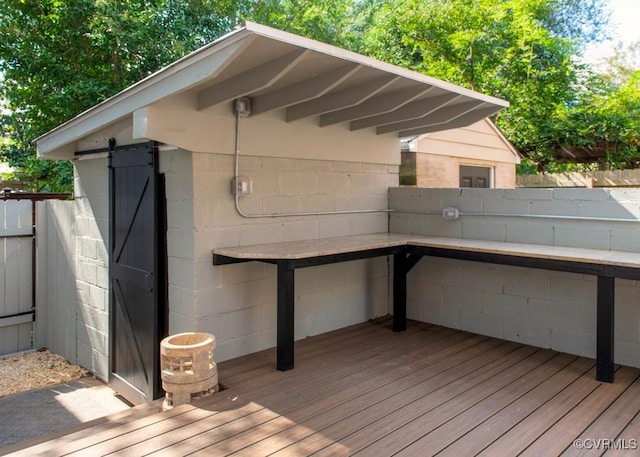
3 319 640 456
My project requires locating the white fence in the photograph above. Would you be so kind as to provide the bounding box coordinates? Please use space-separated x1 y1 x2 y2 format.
0 200 34 355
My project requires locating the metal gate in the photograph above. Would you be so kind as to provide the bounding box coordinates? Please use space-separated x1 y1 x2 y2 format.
109 141 167 404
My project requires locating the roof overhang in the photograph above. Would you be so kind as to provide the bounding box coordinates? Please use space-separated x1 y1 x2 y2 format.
36 21 509 158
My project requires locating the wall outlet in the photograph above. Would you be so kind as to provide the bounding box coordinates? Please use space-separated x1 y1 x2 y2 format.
231 177 253 195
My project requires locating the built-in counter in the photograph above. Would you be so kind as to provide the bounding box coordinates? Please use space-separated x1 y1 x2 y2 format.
213 233 640 383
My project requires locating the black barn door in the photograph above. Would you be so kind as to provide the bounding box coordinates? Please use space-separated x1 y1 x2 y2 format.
109 142 167 404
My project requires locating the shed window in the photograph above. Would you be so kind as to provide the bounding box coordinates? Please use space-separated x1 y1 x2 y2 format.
460 165 492 188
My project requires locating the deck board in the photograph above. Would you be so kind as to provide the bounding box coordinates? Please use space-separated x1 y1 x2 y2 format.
2 318 639 457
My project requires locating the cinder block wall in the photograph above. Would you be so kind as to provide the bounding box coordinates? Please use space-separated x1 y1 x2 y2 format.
389 187 640 368
167 150 397 362
71 158 110 379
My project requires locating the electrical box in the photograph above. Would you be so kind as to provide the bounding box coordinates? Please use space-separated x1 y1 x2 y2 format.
233 97 252 117
442 207 460 220
231 177 253 196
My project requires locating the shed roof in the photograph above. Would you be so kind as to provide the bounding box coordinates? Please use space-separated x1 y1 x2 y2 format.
37 21 509 158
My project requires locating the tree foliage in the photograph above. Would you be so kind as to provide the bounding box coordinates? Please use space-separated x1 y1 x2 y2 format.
1 0 637 190
0 0 243 191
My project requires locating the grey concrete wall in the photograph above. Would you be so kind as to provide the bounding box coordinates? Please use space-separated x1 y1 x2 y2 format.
171 151 396 362
389 187 640 368
72 158 109 379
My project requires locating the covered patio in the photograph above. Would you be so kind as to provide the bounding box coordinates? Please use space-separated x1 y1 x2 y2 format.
3 318 639 456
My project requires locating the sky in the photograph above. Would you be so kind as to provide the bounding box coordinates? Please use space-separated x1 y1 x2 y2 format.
584 0 640 65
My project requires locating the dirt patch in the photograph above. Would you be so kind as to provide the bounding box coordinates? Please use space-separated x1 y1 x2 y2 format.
0 350 89 398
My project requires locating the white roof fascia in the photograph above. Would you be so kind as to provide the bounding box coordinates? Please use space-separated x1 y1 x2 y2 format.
36 27 255 157
37 21 509 157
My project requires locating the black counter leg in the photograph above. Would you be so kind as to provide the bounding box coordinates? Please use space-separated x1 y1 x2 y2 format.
277 261 295 371
393 252 407 332
596 275 615 383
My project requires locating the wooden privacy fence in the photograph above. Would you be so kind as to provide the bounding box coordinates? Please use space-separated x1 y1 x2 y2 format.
0 191 69 355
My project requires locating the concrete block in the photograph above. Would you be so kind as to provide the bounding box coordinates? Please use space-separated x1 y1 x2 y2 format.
280 171 318 196
167 228 195 260
553 225 610 250
578 201 639 219
297 159 333 172
363 163 388 173
549 275 595 305
349 173 377 195
407 298 424 321
609 225 640 252
607 188 640 203
88 285 107 311
217 307 262 342
615 302 640 341
96 265 108 289
419 257 460 286
553 188 610 201
218 262 266 286
332 161 363 172
388 193 440 212
529 200 580 217
504 188 553 200
550 329 595 358
318 172 350 195
502 318 552 348
443 284 484 313
282 219 320 242
461 219 506 242
238 155 262 172
614 340 640 368
241 222 283 245
76 319 107 354
261 157 298 171
483 292 528 320
459 263 503 293
503 268 550 299
376 173 399 195
77 340 108 380
335 195 387 211
460 310 503 339
168 256 197 289
389 186 422 198
168 310 198 335
505 221 554 245
169 285 198 318
262 196 301 214
483 197 530 215
198 227 241 250
81 237 97 260
248 171 282 197
578 302 597 334
77 261 97 285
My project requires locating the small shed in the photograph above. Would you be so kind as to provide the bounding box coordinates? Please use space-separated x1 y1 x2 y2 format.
401 118 520 188
36 22 507 404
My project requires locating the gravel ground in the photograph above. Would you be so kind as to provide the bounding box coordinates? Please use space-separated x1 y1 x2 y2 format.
0 349 88 398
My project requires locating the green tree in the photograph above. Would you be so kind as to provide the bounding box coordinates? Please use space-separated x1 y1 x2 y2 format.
0 0 244 191
359 0 611 172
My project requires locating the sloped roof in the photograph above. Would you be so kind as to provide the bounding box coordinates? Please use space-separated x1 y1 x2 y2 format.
37 21 508 157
